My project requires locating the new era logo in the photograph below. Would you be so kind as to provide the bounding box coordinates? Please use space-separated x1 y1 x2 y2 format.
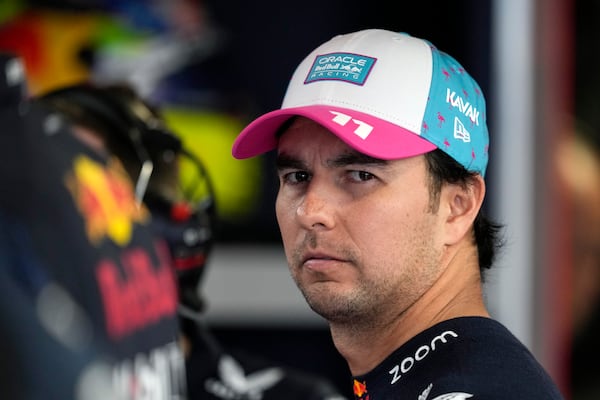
453 117 471 143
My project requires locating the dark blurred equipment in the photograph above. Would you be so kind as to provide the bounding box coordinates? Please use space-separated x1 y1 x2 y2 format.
0 52 27 108
39 83 216 317
1 55 186 400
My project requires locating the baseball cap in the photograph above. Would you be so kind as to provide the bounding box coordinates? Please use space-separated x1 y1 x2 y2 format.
232 29 489 176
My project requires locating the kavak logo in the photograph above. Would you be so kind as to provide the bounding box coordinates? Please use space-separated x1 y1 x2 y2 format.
64 155 149 246
445 88 480 126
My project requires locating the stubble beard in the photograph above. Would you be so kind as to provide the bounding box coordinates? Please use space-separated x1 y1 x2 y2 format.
289 259 386 331
286 235 368 325
287 223 441 332
301 282 377 327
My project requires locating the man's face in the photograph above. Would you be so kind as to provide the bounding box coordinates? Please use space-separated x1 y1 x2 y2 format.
275 117 447 327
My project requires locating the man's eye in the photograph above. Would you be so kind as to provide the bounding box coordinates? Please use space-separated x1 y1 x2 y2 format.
283 170 310 184
348 170 375 182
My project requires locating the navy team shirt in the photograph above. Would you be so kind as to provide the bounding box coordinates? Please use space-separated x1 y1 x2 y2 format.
351 317 565 400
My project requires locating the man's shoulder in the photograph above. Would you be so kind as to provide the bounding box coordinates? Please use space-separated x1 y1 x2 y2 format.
352 317 565 399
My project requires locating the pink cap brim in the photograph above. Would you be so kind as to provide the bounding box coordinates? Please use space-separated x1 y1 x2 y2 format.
232 105 437 160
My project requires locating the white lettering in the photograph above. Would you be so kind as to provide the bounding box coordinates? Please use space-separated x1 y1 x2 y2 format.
415 345 430 361
400 357 414 374
309 71 360 81
352 119 373 139
388 330 458 385
389 365 401 386
445 88 480 126
315 63 340 71
329 111 373 139
430 330 459 350
330 111 352 126
112 341 186 399
319 55 367 66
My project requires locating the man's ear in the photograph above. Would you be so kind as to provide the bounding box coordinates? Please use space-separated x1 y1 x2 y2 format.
443 175 486 246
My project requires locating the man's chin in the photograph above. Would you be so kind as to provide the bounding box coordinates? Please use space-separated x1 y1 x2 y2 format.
302 286 357 322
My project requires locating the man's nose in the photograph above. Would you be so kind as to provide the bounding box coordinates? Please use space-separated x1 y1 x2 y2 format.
296 183 335 230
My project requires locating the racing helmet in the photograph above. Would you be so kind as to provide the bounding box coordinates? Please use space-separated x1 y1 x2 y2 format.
38 83 216 314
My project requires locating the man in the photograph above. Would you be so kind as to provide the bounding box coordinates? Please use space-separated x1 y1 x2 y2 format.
38 82 349 400
231 29 565 399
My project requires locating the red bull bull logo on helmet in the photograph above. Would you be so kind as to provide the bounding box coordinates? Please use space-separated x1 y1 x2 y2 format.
64 155 149 247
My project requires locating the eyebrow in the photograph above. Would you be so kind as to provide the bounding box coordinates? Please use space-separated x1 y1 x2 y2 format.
329 152 388 168
276 153 304 171
276 150 388 171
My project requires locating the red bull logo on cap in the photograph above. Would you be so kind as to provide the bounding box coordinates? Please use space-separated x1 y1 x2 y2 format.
305 52 376 85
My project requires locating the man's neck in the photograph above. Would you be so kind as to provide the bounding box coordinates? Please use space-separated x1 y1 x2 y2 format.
329 244 489 376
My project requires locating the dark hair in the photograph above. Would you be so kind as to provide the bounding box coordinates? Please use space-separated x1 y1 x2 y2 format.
424 149 504 280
